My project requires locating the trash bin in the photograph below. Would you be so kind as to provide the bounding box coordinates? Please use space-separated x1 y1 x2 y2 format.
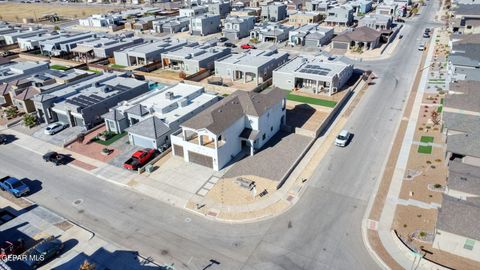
145 164 154 173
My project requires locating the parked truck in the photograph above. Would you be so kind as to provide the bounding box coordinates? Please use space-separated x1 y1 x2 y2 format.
123 149 157 170
0 176 30 198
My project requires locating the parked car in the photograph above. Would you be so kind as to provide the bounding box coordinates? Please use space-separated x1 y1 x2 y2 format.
218 37 228 42
423 32 430 38
335 130 351 147
123 149 157 170
44 122 67 135
425 28 431 33
42 151 68 166
0 176 30 198
241 44 255 49
24 237 63 269
0 134 7 144
0 239 25 256
224 42 237 48
396 18 405 23
418 44 426 51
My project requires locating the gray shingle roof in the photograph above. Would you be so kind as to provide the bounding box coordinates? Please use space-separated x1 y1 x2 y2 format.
181 88 286 135
437 195 480 240
448 160 480 196
126 116 170 139
447 132 480 158
125 104 149 116
450 43 480 68
443 112 480 134
103 109 126 121
332 26 382 43
454 4 480 16
446 80 480 112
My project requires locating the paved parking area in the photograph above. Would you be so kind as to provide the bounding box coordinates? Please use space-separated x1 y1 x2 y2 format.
32 126 85 147
223 132 312 182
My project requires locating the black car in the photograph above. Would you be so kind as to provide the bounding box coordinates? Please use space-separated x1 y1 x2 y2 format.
24 237 63 269
0 134 7 145
42 151 68 166
218 37 228 42
396 18 405 23
224 42 237 48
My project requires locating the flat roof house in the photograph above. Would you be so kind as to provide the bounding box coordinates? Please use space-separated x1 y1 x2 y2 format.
273 54 353 95
17 32 61 51
305 0 337 14
114 39 190 67
190 14 222 36
288 23 334 47
214 49 289 85
376 3 399 16
39 32 97 57
72 36 144 60
78 14 123 31
287 11 323 27
170 88 287 170
324 5 354 27
161 43 231 75
260 2 288 22
103 83 218 149
2 28 49 46
331 26 382 51
208 1 231 18
223 15 256 40
179 6 208 17
358 14 393 30
153 16 191 34
33 73 149 129
250 22 294 43
0 61 49 84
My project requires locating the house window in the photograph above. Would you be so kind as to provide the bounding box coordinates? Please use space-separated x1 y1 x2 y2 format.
262 133 266 140
464 239 475 250
270 126 273 131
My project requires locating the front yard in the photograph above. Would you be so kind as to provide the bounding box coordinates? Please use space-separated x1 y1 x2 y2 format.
286 92 337 108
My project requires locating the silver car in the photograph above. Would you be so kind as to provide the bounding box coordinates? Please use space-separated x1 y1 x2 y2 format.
44 122 67 135
335 130 351 147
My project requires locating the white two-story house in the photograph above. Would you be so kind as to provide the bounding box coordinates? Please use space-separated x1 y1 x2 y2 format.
170 88 286 170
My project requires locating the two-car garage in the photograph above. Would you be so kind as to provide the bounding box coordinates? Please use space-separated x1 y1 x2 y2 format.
172 144 214 169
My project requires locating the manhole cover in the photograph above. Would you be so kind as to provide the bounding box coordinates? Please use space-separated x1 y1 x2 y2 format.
185 217 191 223
73 199 83 206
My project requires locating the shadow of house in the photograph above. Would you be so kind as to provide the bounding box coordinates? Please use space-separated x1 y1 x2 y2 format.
52 248 166 270
286 104 316 129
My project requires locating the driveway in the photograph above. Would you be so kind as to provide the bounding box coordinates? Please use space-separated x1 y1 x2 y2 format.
32 126 85 147
223 132 312 183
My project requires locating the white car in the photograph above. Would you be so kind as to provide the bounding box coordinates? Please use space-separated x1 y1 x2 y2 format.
418 44 426 51
335 130 351 147
44 122 67 135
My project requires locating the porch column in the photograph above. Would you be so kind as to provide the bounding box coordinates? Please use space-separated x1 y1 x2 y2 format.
199 134 203 145
316 80 320 94
215 137 218 149
182 129 187 140
250 141 254 156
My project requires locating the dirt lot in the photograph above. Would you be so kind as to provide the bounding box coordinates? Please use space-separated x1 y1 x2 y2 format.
0 3 123 22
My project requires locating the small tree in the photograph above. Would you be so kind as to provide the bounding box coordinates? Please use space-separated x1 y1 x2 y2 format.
53 26 60 31
431 111 441 126
23 114 36 128
79 260 96 270
5 107 18 119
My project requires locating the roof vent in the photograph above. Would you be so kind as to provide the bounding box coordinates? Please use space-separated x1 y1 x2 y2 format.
165 91 174 100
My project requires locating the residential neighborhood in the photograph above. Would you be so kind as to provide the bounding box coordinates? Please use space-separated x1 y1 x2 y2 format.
0 0 478 269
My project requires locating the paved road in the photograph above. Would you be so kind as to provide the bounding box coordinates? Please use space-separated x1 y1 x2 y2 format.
0 3 440 270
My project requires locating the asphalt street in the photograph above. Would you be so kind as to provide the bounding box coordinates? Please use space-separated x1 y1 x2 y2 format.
0 2 441 270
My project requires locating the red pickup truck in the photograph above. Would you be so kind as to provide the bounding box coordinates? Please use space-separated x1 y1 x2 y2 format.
123 149 157 170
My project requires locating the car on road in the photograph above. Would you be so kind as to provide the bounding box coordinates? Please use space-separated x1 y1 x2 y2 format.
44 122 67 135
224 42 237 48
418 44 426 51
396 18 405 23
0 176 30 198
241 44 255 49
123 148 157 170
24 237 63 269
0 239 25 257
423 32 430 38
42 151 68 166
335 130 351 147
0 134 7 144
218 37 228 42
425 28 431 33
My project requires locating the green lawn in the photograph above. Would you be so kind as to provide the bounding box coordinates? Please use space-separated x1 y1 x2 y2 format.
87 69 102 74
420 136 434 143
287 92 337 108
440 98 444 105
92 132 127 146
50 64 68 71
437 106 443 113
110 64 126 69
222 93 229 97
418 145 433 154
